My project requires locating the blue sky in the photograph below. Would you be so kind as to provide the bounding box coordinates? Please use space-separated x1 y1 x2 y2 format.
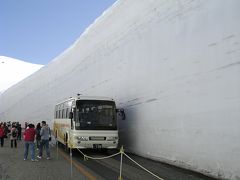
0 0 117 65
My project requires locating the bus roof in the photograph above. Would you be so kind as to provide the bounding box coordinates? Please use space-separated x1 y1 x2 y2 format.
56 96 115 105
76 96 114 101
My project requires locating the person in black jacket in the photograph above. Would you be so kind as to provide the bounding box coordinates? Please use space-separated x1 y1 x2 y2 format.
35 123 41 150
17 124 22 140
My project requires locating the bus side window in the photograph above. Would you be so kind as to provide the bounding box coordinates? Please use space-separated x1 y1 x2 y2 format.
70 110 74 129
58 110 61 119
62 109 64 118
66 108 69 118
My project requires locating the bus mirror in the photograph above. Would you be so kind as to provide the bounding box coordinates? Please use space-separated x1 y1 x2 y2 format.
116 109 126 120
69 112 73 119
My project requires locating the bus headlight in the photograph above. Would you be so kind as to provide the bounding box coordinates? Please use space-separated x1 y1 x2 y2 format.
107 136 118 141
76 136 88 141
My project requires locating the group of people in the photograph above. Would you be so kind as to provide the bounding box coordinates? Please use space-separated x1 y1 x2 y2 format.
0 122 22 148
0 121 51 162
24 121 51 161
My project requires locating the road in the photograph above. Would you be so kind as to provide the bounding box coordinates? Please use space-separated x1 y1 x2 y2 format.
57 144 218 180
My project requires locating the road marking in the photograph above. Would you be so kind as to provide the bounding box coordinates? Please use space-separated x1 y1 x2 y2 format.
58 149 97 180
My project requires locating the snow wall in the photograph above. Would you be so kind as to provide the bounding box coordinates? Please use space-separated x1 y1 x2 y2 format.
0 0 240 179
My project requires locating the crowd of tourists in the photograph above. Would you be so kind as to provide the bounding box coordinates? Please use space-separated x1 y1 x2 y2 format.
0 121 51 162
0 122 22 148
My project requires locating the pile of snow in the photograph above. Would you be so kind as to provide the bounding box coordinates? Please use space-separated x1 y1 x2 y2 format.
0 56 43 93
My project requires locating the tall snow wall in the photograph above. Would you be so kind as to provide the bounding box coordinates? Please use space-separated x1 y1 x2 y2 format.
0 0 240 179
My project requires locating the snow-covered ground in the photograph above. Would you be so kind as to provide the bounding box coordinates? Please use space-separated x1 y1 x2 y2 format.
0 1 240 179
0 56 43 93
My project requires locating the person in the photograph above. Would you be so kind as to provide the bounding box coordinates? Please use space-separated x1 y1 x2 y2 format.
23 124 38 161
17 124 22 140
10 125 18 148
37 121 51 160
25 122 28 129
4 123 9 139
35 123 41 150
0 124 5 147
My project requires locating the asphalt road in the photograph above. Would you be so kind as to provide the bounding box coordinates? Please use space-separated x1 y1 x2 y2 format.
57 144 219 180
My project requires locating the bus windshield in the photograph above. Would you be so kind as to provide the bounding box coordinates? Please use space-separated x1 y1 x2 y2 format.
75 100 117 130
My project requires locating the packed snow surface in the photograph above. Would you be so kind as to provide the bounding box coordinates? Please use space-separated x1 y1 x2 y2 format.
0 56 43 93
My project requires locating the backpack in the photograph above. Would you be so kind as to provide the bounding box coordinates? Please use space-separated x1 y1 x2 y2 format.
12 130 17 137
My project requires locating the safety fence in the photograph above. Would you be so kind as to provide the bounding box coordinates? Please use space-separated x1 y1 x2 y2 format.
56 142 164 180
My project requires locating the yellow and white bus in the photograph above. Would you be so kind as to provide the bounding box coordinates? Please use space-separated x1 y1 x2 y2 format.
53 95 124 150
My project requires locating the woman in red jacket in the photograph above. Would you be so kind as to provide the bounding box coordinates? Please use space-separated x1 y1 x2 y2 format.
23 124 37 161
0 124 5 147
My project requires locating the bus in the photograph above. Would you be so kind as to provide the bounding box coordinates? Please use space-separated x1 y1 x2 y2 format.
53 95 125 150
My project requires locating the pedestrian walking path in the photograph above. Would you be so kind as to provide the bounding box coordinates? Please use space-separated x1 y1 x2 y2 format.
0 138 88 180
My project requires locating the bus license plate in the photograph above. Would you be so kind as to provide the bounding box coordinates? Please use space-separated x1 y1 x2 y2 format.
93 144 102 149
